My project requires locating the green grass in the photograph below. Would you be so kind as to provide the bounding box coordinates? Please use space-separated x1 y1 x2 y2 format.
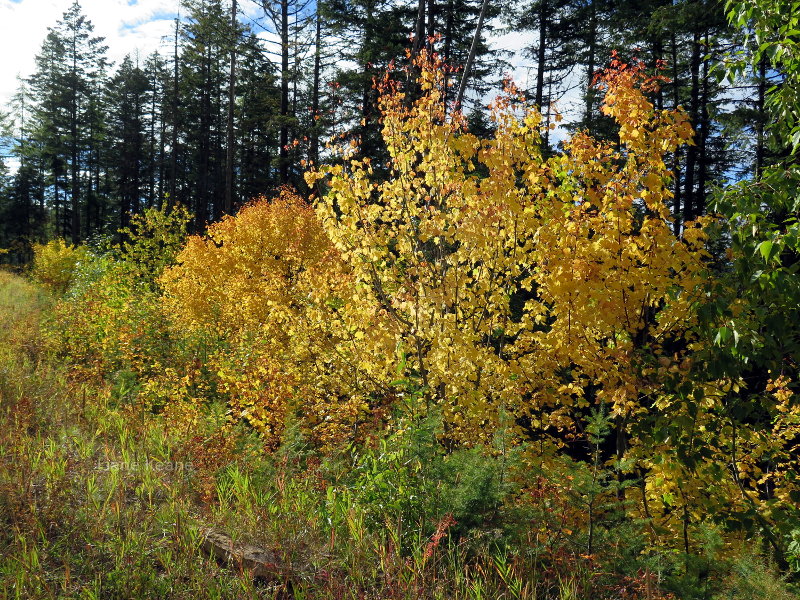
0 272 797 599
0 273 274 598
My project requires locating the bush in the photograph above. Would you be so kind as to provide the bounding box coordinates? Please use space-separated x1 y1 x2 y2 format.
160 189 383 449
45 205 190 383
30 239 89 294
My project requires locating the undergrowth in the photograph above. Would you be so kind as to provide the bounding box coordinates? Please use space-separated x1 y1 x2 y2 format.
1 270 798 599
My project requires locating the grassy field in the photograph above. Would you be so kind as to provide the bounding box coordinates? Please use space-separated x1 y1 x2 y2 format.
0 272 536 599
1 270 797 599
0 271 284 599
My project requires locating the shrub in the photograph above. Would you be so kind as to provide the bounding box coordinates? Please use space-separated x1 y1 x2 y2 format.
45 205 190 383
30 239 89 294
119 204 192 286
308 50 709 446
160 190 383 448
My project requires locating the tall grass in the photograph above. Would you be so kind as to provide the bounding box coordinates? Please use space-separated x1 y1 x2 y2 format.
1 271 798 599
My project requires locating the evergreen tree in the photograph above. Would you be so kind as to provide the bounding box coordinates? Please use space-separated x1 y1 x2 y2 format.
325 0 410 159
419 0 503 110
1 81 46 262
236 33 281 201
644 0 732 226
106 56 150 230
26 0 108 243
180 0 231 228
512 0 587 145
256 0 317 188
143 51 169 209
0 0 766 250
0 110 13 255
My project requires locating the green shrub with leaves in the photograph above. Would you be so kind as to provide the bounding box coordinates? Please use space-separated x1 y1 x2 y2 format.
119 204 192 286
30 239 89 294
46 205 192 384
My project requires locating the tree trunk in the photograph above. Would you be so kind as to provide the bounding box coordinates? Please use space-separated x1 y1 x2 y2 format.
279 0 290 184
158 96 166 209
133 79 142 218
442 0 454 107
413 0 425 55
169 18 179 209
671 33 682 235
652 37 663 111
696 32 710 217
224 0 237 214
197 42 211 230
755 55 767 177
534 0 548 110
53 158 62 239
426 0 435 45
70 33 81 244
149 65 157 208
360 0 375 144
86 97 96 234
454 0 489 111
93 114 100 229
310 7 321 166
584 0 597 128
682 31 701 223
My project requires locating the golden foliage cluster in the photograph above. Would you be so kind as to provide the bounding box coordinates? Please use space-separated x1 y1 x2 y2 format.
161 51 713 455
31 239 89 293
160 190 385 448
43 52 800 555
308 51 709 442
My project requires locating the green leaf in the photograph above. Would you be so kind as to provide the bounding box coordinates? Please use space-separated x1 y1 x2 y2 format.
757 240 778 262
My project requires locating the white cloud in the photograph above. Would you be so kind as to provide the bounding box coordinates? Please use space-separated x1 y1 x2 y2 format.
0 0 181 111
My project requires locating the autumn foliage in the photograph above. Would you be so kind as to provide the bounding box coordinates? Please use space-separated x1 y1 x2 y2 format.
308 51 709 442
39 51 800 575
160 189 387 447
30 239 90 293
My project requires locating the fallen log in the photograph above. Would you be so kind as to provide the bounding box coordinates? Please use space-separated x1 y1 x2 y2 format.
200 527 294 584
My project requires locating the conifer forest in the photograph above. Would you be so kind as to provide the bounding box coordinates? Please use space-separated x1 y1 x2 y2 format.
1 0 800 598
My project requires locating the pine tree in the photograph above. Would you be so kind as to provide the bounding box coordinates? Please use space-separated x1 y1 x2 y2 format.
26 0 108 243
27 29 69 239
143 51 169 209
0 111 14 256
256 0 316 187
236 33 281 201
106 56 151 230
1 80 46 262
324 0 409 159
643 0 732 226
180 0 231 228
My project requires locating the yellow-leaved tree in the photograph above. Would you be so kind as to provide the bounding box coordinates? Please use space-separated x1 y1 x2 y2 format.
160 190 391 448
307 51 709 446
